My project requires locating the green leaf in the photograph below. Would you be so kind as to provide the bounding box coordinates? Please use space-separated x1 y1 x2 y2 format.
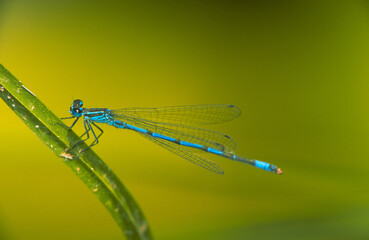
0 64 152 240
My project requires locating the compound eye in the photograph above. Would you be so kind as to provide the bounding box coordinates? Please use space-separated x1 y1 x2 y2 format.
72 99 83 108
75 99 83 107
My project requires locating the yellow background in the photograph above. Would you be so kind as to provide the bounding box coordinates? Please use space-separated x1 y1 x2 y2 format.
1 1 369 239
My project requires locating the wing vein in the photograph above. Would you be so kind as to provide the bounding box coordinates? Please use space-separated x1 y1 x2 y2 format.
139 133 224 175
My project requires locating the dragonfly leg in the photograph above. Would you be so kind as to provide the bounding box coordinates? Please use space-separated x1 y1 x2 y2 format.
89 122 104 147
60 116 75 120
71 119 91 149
52 117 79 128
80 122 103 152
67 117 80 129
79 121 91 141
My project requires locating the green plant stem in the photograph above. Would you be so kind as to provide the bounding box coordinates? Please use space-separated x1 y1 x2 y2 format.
0 64 152 240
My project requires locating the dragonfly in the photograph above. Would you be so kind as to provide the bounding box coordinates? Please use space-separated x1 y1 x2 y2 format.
61 99 283 175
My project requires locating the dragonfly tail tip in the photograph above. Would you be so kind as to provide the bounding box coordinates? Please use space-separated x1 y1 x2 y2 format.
276 168 283 174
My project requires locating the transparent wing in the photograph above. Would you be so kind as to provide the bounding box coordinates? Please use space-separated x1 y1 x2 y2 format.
139 133 224 175
111 104 241 126
113 113 237 152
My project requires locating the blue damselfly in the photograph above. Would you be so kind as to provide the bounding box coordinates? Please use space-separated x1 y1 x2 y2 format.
61 100 283 175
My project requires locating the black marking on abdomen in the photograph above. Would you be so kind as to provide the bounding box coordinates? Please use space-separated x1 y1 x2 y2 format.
86 112 104 117
148 131 226 157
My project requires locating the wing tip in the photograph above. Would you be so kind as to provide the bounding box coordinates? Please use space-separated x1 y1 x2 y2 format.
216 169 225 175
228 104 241 116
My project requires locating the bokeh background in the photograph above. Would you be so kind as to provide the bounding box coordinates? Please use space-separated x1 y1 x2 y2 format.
1 1 369 239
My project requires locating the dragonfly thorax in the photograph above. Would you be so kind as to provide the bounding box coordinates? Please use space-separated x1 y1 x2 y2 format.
70 99 84 117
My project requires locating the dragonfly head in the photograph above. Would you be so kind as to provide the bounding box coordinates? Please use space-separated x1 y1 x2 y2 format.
70 99 84 117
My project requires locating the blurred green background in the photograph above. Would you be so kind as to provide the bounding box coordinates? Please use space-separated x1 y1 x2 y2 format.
1 0 369 239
